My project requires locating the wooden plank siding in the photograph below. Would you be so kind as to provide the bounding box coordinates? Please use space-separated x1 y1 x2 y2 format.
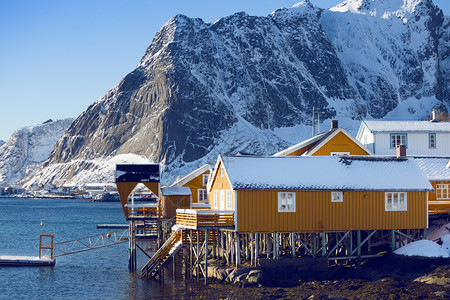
312 131 371 156
163 195 191 219
428 181 450 214
183 170 210 204
236 190 427 232
286 145 313 156
208 162 234 210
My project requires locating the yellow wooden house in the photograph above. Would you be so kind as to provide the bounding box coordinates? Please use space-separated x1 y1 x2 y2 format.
207 155 432 233
169 164 212 209
274 121 372 157
415 157 450 215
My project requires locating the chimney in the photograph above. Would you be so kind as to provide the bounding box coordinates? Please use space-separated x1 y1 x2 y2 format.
331 120 338 130
396 145 406 158
431 109 440 122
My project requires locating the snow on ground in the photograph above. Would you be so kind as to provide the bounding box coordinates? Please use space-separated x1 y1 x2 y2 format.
395 222 450 258
394 239 449 258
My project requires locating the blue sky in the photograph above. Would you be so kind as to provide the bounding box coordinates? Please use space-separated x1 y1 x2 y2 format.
0 0 449 141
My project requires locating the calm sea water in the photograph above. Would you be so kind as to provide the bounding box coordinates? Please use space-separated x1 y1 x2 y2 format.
0 198 205 300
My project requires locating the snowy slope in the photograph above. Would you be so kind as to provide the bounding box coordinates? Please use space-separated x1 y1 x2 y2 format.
0 119 73 188
22 0 450 188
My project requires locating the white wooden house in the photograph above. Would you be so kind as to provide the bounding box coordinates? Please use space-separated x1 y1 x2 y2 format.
356 120 450 156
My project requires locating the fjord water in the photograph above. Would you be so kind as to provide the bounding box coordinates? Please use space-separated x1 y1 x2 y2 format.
0 198 200 300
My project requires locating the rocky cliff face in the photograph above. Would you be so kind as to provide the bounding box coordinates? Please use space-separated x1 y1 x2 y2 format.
0 119 73 187
31 0 449 186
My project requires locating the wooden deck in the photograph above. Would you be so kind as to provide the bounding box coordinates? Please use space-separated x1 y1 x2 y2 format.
176 209 234 229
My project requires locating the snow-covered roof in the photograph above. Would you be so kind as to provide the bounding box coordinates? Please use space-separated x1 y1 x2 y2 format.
274 127 373 157
414 157 450 181
220 155 433 191
169 164 212 187
273 131 332 156
161 186 192 196
362 120 450 133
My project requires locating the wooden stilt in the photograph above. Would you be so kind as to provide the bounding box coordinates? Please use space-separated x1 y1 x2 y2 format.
197 230 200 280
235 232 241 267
291 233 296 258
255 233 259 264
205 229 209 284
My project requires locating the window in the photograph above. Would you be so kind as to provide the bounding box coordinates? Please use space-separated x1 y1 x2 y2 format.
436 184 449 200
220 167 224 177
429 133 436 149
390 134 407 149
226 190 232 210
331 191 343 202
331 152 350 156
213 190 219 209
202 174 209 186
385 192 407 211
278 192 296 212
198 189 208 202
220 190 225 210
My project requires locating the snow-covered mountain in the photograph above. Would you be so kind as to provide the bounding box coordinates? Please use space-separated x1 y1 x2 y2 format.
0 119 73 188
25 0 449 187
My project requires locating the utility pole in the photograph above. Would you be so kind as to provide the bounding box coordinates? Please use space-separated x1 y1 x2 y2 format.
312 106 315 137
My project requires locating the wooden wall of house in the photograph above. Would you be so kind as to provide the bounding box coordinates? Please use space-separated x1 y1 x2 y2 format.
209 161 234 210
183 170 210 203
286 145 313 156
236 190 427 232
163 195 191 219
428 181 450 214
312 131 370 156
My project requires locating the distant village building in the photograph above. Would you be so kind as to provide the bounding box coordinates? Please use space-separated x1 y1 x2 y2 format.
356 119 450 156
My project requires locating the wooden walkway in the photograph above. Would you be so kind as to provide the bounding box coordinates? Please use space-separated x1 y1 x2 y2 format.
0 255 55 266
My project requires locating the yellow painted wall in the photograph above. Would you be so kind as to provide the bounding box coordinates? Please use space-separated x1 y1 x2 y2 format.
209 161 234 210
236 190 427 232
182 170 211 203
286 145 313 156
428 181 450 214
312 131 370 156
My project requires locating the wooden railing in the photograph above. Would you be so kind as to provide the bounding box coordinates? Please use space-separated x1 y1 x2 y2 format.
429 200 450 215
141 229 182 277
176 209 234 229
191 202 211 210
125 203 159 219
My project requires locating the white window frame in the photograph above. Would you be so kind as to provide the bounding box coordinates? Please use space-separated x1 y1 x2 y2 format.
331 152 350 156
220 167 224 177
213 190 219 209
278 192 296 213
331 191 343 202
436 184 449 200
198 189 208 202
220 190 225 210
202 174 209 186
390 133 407 149
385 192 407 211
226 190 232 210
